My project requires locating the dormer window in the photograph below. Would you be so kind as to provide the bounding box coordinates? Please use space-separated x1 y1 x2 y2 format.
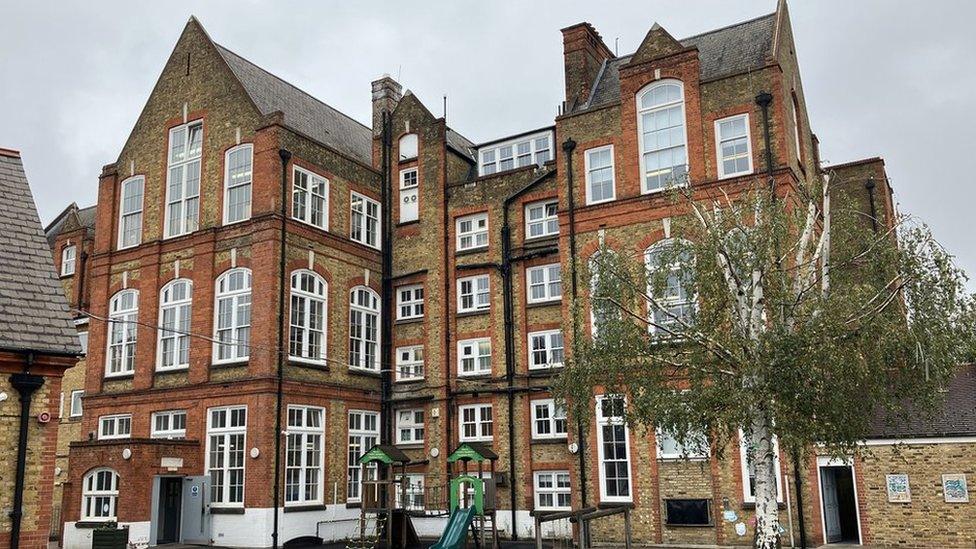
399 133 418 160
637 81 688 193
61 245 77 276
478 130 553 176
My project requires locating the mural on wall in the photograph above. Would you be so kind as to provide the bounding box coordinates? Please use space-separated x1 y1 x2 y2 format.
942 474 969 503
886 474 911 503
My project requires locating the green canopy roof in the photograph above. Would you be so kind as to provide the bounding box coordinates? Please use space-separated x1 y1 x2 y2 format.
447 442 498 463
357 444 411 465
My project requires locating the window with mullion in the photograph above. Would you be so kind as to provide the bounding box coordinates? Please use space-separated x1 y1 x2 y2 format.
527 263 562 303
152 410 187 439
534 471 571 510
458 338 491 376
531 399 568 439
395 409 425 444
596 395 632 502
157 279 192 371
208 406 247 506
349 287 380 371
525 200 558 239
293 167 329 229
289 271 327 364
118 176 144 248
224 144 253 224
214 268 251 362
715 114 752 178
351 192 380 249
166 122 202 237
396 284 424 320
82 469 119 521
347 410 379 503
458 404 493 442
585 146 615 204
61 245 76 276
107 290 138 376
285 406 324 505
395 346 424 381
456 213 489 251
457 275 490 313
638 82 688 193
645 241 695 336
98 414 132 440
528 330 564 369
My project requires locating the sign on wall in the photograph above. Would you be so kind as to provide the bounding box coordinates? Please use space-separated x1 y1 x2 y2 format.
942 474 969 503
886 474 911 503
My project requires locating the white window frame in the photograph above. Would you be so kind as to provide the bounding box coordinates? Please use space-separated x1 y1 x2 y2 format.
396 284 424 320
206 405 247 507
656 427 709 460
531 399 568 439
151 410 187 439
596 395 632 502
399 133 418 160
637 80 689 194
98 414 132 440
117 176 144 249
157 279 192 372
525 199 559 240
79 330 89 355
458 404 493 442
526 263 562 304
739 429 783 503
534 471 572 511
457 338 492 376
292 166 330 230
223 143 253 224
527 330 564 370
457 274 490 313
164 121 203 238
792 95 803 161
584 145 616 205
106 289 138 377
213 268 252 364
477 130 553 176
347 410 379 503
349 286 381 371
70 389 84 418
714 114 753 179
395 409 425 445
285 405 325 506
350 191 381 249
81 468 119 521
288 270 328 365
61 245 77 276
645 240 696 336
456 213 489 251
396 474 426 511
395 345 424 381
399 168 419 223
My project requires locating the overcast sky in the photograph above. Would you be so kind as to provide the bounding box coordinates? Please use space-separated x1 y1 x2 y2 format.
2 1 974 280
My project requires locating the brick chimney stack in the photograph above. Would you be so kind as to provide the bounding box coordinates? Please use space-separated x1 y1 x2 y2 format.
371 75 402 137
561 23 615 112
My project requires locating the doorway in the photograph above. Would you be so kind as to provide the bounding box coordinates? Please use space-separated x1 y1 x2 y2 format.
156 477 183 544
818 458 861 545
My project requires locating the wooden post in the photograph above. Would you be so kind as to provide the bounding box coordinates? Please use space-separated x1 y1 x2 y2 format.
623 508 632 549
535 515 543 549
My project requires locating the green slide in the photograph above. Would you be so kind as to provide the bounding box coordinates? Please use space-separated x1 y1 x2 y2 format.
430 506 476 549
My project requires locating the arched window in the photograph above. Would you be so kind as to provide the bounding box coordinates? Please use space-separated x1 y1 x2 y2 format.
117 176 144 249
224 144 253 224
214 268 252 363
349 286 380 371
637 81 688 193
106 290 138 377
158 279 192 371
289 270 328 364
399 133 418 160
82 468 119 521
645 240 695 335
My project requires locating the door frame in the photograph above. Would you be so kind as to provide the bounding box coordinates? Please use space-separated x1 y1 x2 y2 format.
816 455 863 546
149 475 185 546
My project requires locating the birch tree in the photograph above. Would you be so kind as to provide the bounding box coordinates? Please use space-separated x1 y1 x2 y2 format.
554 173 975 549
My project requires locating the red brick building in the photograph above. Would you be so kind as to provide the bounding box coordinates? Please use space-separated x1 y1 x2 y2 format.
54 2 972 548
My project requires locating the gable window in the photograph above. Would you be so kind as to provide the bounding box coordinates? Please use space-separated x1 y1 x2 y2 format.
347 410 379 503
207 406 247 507
457 274 490 313
395 346 424 381
715 114 753 178
350 192 380 249
596 395 631 502
61 245 77 276
456 213 488 251
645 240 695 336
585 146 615 204
118 176 144 249
214 268 251 363
399 168 419 223
99 414 132 440
396 284 424 320
739 430 783 503
527 263 562 303
286 405 324 505
106 290 138 377
82 468 119 521
459 404 493 442
289 270 328 364
399 133 418 160
657 428 709 460
224 144 253 224
531 399 568 439
157 279 192 371
534 471 571 510
478 131 552 176
395 409 425 445
152 410 187 439
293 166 329 230
458 338 491 376
528 330 564 369
349 286 380 371
70 390 84 417
638 81 688 193
165 121 203 237
525 200 558 239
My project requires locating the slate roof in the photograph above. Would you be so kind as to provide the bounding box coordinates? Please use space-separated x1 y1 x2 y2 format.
867 364 976 439
446 128 476 162
584 13 777 111
44 202 97 246
215 44 373 165
0 150 82 355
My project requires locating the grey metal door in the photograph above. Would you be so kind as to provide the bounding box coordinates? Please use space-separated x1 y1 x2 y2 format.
181 476 211 545
821 468 841 543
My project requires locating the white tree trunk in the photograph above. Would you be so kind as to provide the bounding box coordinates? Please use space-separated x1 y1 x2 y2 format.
748 415 780 549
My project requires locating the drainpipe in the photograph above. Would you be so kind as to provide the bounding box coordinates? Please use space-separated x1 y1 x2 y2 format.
755 92 775 195
272 147 292 549
792 452 808 549
380 111 394 444
865 179 878 233
9 357 44 549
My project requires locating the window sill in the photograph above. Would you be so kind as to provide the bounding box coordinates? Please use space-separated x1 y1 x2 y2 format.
60 273 75 279
528 367 563 377
526 300 561 309
154 367 189 375
524 235 559 246
289 360 330 372
348 367 381 378
394 378 426 385
456 309 490 319
74 521 117 529
395 443 425 450
457 373 493 381
210 507 245 515
529 509 573 518
665 522 714 528
396 220 420 228
103 373 134 381
455 246 489 257
657 456 710 463
210 360 249 370
345 502 362 509
283 504 327 513
597 501 635 509
585 197 616 207
530 437 568 445
395 317 424 325
740 502 786 510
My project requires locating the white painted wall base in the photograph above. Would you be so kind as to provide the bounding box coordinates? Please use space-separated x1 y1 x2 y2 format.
63 521 151 549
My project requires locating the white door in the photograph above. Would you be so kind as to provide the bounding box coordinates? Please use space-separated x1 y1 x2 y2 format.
821 468 841 543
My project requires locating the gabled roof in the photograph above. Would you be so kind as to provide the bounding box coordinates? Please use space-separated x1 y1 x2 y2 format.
584 13 777 112
358 444 411 465
446 128 476 162
214 43 373 165
0 149 82 356
447 442 498 463
867 364 976 440
44 202 96 246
